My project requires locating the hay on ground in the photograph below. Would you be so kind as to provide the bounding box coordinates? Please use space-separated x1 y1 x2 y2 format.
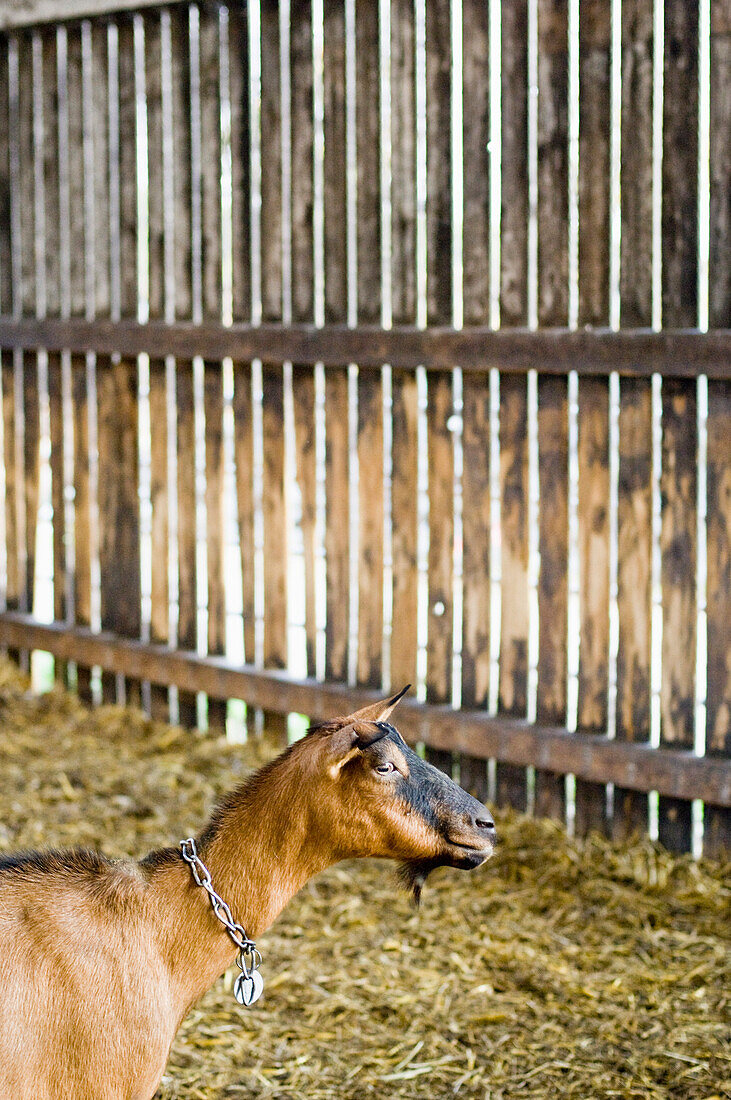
0 659 728 1099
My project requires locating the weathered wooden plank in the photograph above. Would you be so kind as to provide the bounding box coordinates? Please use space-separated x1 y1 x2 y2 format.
227 2 250 323
3 608 729 807
16 32 36 318
97 357 140 705
704 379 731 856
500 0 529 325
0 41 11 318
534 374 568 821
426 370 453 708
425 0 452 326
460 372 491 800
198 5 221 325
323 0 346 324
614 377 652 839
21 353 39 620
260 0 281 326
462 0 490 325
232 361 255 667
537 0 569 327
390 0 416 325
261 364 287 677
661 0 699 329
71 354 92 701
658 378 697 852
116 15 137 321
1 317 729 377
41 29 60 320
390 369 419 692
324 368 350 682
148 358 169 719
144 10 164 323
204 360 226 727
354 0 380 323
48 353 66 627
497 374 529 810
709 3 730 329
1 351 19 616
176 360 197 725
292 366 317 676
170 6 192 323
357 368 384 689
88 20 110 319
1 0 187 31
574 376 610 835
578 0 611 325
619 0 653 325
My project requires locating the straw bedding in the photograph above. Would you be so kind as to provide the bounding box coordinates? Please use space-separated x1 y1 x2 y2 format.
0 659 728 1099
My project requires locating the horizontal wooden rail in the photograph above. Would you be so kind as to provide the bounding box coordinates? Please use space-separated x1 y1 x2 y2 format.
0 318 729 378
0 0 182 30
1 613 729 807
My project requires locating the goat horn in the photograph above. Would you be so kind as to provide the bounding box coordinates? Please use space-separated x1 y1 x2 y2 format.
347 684 411 725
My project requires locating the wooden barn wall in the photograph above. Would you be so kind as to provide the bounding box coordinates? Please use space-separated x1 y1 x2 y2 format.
0 0 728 856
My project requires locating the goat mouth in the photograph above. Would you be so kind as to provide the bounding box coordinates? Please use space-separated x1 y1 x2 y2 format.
445 839 496 867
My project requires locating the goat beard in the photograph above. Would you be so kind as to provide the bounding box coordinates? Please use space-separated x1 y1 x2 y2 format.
397 857 444 906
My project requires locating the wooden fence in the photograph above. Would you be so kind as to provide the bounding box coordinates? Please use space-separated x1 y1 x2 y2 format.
0 0 728 857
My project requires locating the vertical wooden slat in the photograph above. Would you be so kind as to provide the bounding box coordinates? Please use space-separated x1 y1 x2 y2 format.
1 351 18 617
709 2 730 329
614 377 652 839
321 1 348 685
390 369 419 692
425 371 454 745
704 380 731 857
176 360 197 725
228 3 250 325
462 0 490 326
535 375 568 821
658 380 697 852
355 1 384 693
325 368 350 683
657 0 699 852
497 376 529 811
291 0 317 680
17 33 36 319
500 0 529 326
389 0 418 694
575 378 610 834
261 363 287 680
97 358 141 707
204 361 226 728
117 16 137 322
260 0 281 327
357 369 384 689
619 0 653 325
536 0 569 326
233 362 255 668
90 21 110 321
41 30 60 321
293 366 317 676
71 354 92 702
460 373 490 801
48 354 66 627
578 0 610 325
0 40 10 319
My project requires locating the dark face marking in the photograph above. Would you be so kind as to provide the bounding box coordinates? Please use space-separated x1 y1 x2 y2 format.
363 722 497 902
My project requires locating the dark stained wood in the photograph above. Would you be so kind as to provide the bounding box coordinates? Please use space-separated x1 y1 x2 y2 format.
390 0 416 325
0 317 729 377
500 0 529 325
1 351 19 616
537 0 569 327
704 379 731 856
709 3 730 329
71 354 92 702
355 0 380 323
204 360 227 728
462 0 490 325
261 364 287 675
460 372 491 800
324 368 350 682
425 0 451 326
658 379 697 852
260 0 281 325
232 361 255 667
578 0 610 325
198 6 221 326
89 20 110 319
175 360 197 725
619 0 653 325
144 10 164 323
661 0 698 329
227 2 250 324
41 29 60 320
497 374 529 810
357 368 384 689
574 377 610 835
290 0 313 328
116 16 137 321
97 356 140 706
170 6 192 323
614 377 652 839
323 0 346 324
390 369 419 692
292 366 317 676
17 32 36 319
534 374 568 821
1 610 729 808
148 358 170 719
0 41 11 318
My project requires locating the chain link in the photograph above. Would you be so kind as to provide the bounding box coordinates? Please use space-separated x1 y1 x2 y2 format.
180 838 257 958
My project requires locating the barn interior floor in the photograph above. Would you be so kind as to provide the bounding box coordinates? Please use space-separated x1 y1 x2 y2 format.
0 658 728 1100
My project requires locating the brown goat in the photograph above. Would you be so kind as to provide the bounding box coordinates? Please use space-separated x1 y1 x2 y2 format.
0 689 496 1099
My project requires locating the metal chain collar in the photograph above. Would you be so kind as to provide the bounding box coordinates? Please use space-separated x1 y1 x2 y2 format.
180 837 264 1007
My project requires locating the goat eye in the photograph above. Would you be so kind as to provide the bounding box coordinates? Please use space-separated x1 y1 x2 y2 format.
375 762 396 775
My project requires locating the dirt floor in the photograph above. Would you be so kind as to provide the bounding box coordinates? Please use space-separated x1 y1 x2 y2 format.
0 659 728 1099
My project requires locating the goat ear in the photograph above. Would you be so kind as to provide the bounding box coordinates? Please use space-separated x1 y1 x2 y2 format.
327 723 361 774
345 684 411 726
